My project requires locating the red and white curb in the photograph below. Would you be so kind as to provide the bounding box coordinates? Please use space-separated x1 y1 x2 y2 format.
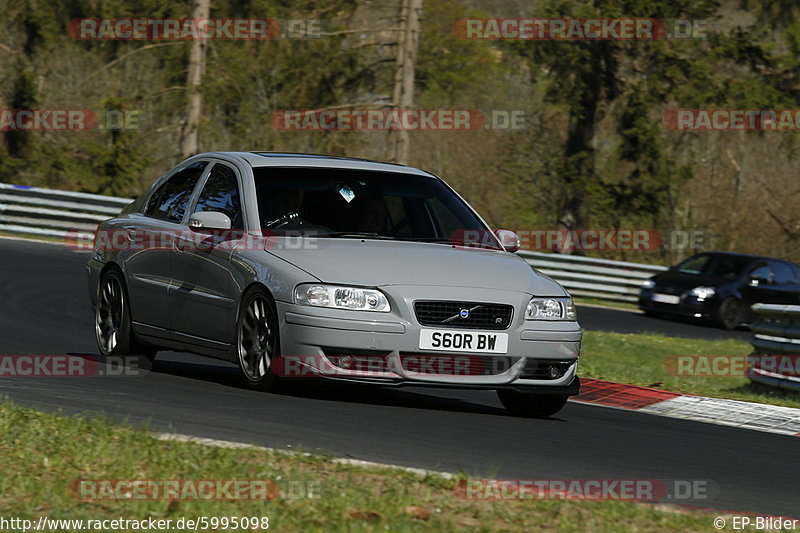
573 379 800 437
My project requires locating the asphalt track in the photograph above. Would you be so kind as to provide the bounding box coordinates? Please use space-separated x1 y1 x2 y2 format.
0 239 796 517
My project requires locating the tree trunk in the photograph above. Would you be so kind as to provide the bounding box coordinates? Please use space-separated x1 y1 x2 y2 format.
179 0 210 159
389 0 422 165
557 46 605 253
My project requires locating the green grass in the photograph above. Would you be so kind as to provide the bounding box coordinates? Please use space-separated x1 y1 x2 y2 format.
580 330 800 408
0 401 736 533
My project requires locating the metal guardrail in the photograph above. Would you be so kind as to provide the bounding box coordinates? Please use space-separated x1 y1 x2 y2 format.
749 303 800 392
0 183 664 303
518 251 666 303
0 183 131 240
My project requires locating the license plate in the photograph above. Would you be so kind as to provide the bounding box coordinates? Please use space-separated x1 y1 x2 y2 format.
652 293 680 305
419 329 508 354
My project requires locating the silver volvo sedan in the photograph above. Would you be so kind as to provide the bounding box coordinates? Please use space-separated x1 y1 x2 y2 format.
87 152 581 417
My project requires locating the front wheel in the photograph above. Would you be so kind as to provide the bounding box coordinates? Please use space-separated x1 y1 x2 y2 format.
497 390 568 418
236 287 281 391
715 297 742 330
95 268 156 360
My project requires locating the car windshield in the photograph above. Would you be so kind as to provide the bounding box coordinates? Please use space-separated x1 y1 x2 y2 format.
253 167 501 249
674 253 753 279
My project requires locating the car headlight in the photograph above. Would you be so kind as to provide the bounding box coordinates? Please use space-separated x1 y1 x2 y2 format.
294 283 391 312
525 297 576 321
642 279 655 289
690 286 715 299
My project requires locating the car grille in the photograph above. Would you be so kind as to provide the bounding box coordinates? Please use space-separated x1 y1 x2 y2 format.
654 286 685 296
519 359 575 380
398 353 517 376
414 301 513 330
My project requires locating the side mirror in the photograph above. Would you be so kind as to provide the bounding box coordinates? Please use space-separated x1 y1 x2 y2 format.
189 211 232 231
495 229 521 253
749 275 771 287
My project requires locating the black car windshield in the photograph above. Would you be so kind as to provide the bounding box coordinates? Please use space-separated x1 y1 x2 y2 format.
674 253 753 279
253 167 500 249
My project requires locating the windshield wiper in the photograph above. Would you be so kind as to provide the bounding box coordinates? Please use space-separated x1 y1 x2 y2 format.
403 236 502 249
316 232 399 240
316 233 502 249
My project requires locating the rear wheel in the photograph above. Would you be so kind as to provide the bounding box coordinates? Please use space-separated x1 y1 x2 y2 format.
95 268 156 360
236 287 280 391
715 297 742 330
497 390 568 418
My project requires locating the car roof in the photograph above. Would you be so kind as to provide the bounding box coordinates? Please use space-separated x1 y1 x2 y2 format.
197 151 436 178
693 251 794 265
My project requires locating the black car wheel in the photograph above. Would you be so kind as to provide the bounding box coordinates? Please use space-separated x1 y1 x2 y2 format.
95 268 157 360
715 297 743 330
236 286 281 391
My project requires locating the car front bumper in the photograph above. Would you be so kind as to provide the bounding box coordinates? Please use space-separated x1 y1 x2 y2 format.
638 290 718 320
275 286 581 394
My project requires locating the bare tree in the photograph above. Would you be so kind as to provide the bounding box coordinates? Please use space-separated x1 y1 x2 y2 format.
179 0 210 159
388 0 421 165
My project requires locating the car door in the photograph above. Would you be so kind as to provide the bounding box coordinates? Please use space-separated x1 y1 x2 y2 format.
741 261 784 306
124 161 209 331
169 161 245 343
762 261 800 305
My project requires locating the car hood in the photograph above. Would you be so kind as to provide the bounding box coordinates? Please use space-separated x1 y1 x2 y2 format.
268 239 566 295
652 270 738 290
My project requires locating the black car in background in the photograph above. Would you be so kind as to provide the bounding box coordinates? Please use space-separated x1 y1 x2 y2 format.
639 252 800 329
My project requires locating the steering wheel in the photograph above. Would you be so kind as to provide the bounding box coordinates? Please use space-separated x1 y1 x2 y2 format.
265 211 302 229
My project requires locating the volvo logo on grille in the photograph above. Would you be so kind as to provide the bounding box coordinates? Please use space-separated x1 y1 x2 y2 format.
459 308 470 319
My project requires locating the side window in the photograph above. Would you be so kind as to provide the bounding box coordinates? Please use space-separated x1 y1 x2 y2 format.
145 162 207 222
749 264 773 283
771 262 796 285
193 164 244 230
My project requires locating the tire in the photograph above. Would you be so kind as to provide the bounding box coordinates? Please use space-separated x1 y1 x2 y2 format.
715 297 742 330
497 390 568 418
236 286 281 391
95 268 157 361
